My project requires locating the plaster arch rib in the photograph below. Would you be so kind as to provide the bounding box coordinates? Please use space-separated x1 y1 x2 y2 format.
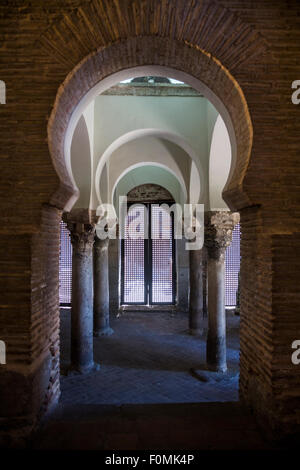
95 129 197 207
111 162 188 208
48 36 253 213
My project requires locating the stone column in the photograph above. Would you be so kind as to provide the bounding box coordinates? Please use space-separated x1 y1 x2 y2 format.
93 236 113 336
68 222 99 373
235 271 241 315
189 248 204 336
205 211 239 372
202 246 208 318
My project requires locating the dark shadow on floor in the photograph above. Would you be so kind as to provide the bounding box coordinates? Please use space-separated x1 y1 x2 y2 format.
33 401 278 450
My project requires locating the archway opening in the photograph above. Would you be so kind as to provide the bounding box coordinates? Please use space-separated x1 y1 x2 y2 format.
57 68 244 406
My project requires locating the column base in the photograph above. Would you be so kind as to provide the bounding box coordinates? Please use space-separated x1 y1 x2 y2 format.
94 327 114 337
206 333 227 373
67 362 100 375
206 363 227 373
190 368 231 382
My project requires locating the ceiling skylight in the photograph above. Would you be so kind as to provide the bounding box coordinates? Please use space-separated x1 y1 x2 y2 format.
120 77 185 85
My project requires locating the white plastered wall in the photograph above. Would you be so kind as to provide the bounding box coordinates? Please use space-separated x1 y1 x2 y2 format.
107 135 190 204
69 72 232 211
113 165 184 212
70 115 91 209
209 115 231 211
92 94 212 208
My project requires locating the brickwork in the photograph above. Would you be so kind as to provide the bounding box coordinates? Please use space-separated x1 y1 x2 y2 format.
0 0 300 445
127 184 173 202
47 35 254 212
30 205 62 410
0 204 62 446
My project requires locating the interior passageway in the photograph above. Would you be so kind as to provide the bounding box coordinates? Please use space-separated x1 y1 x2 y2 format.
60 309 239 405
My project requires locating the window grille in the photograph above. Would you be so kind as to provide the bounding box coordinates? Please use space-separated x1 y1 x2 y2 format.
122 205 146 304
151 204 174 304
121 203 176 305
59 221 72 305
59 218 240 307
225 223 240 306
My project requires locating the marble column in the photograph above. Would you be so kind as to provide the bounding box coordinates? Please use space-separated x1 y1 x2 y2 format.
68 222 99 373
205 211 239 372
189 248 204 336
93 236 113 336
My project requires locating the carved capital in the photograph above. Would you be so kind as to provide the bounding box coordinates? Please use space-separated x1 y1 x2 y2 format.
205 211 239 260
67 222 95 254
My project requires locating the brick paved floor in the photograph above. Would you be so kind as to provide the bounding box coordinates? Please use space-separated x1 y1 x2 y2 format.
60 309 239 405
34 311 280 450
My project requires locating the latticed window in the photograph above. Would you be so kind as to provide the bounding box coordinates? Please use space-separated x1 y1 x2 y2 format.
225 223 240 306
59 221 72 305
59 220 241 307
120 203 176 305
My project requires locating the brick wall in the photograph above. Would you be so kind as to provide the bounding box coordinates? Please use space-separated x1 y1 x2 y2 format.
31 205 62 415
0 205 61 446
271 233 300 435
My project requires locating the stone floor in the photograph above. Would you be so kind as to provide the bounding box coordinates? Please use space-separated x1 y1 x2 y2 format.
33 310 283 450
60 309 240 405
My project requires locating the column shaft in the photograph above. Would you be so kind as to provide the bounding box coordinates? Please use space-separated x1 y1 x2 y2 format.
205 211 239 372
68 223 98 373
189 248 203 335
206 254 226 372
202 247 208 317
94 237 113 336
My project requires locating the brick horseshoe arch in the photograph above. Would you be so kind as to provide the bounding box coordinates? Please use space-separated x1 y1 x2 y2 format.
47 36 253 213
2 0 300 447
